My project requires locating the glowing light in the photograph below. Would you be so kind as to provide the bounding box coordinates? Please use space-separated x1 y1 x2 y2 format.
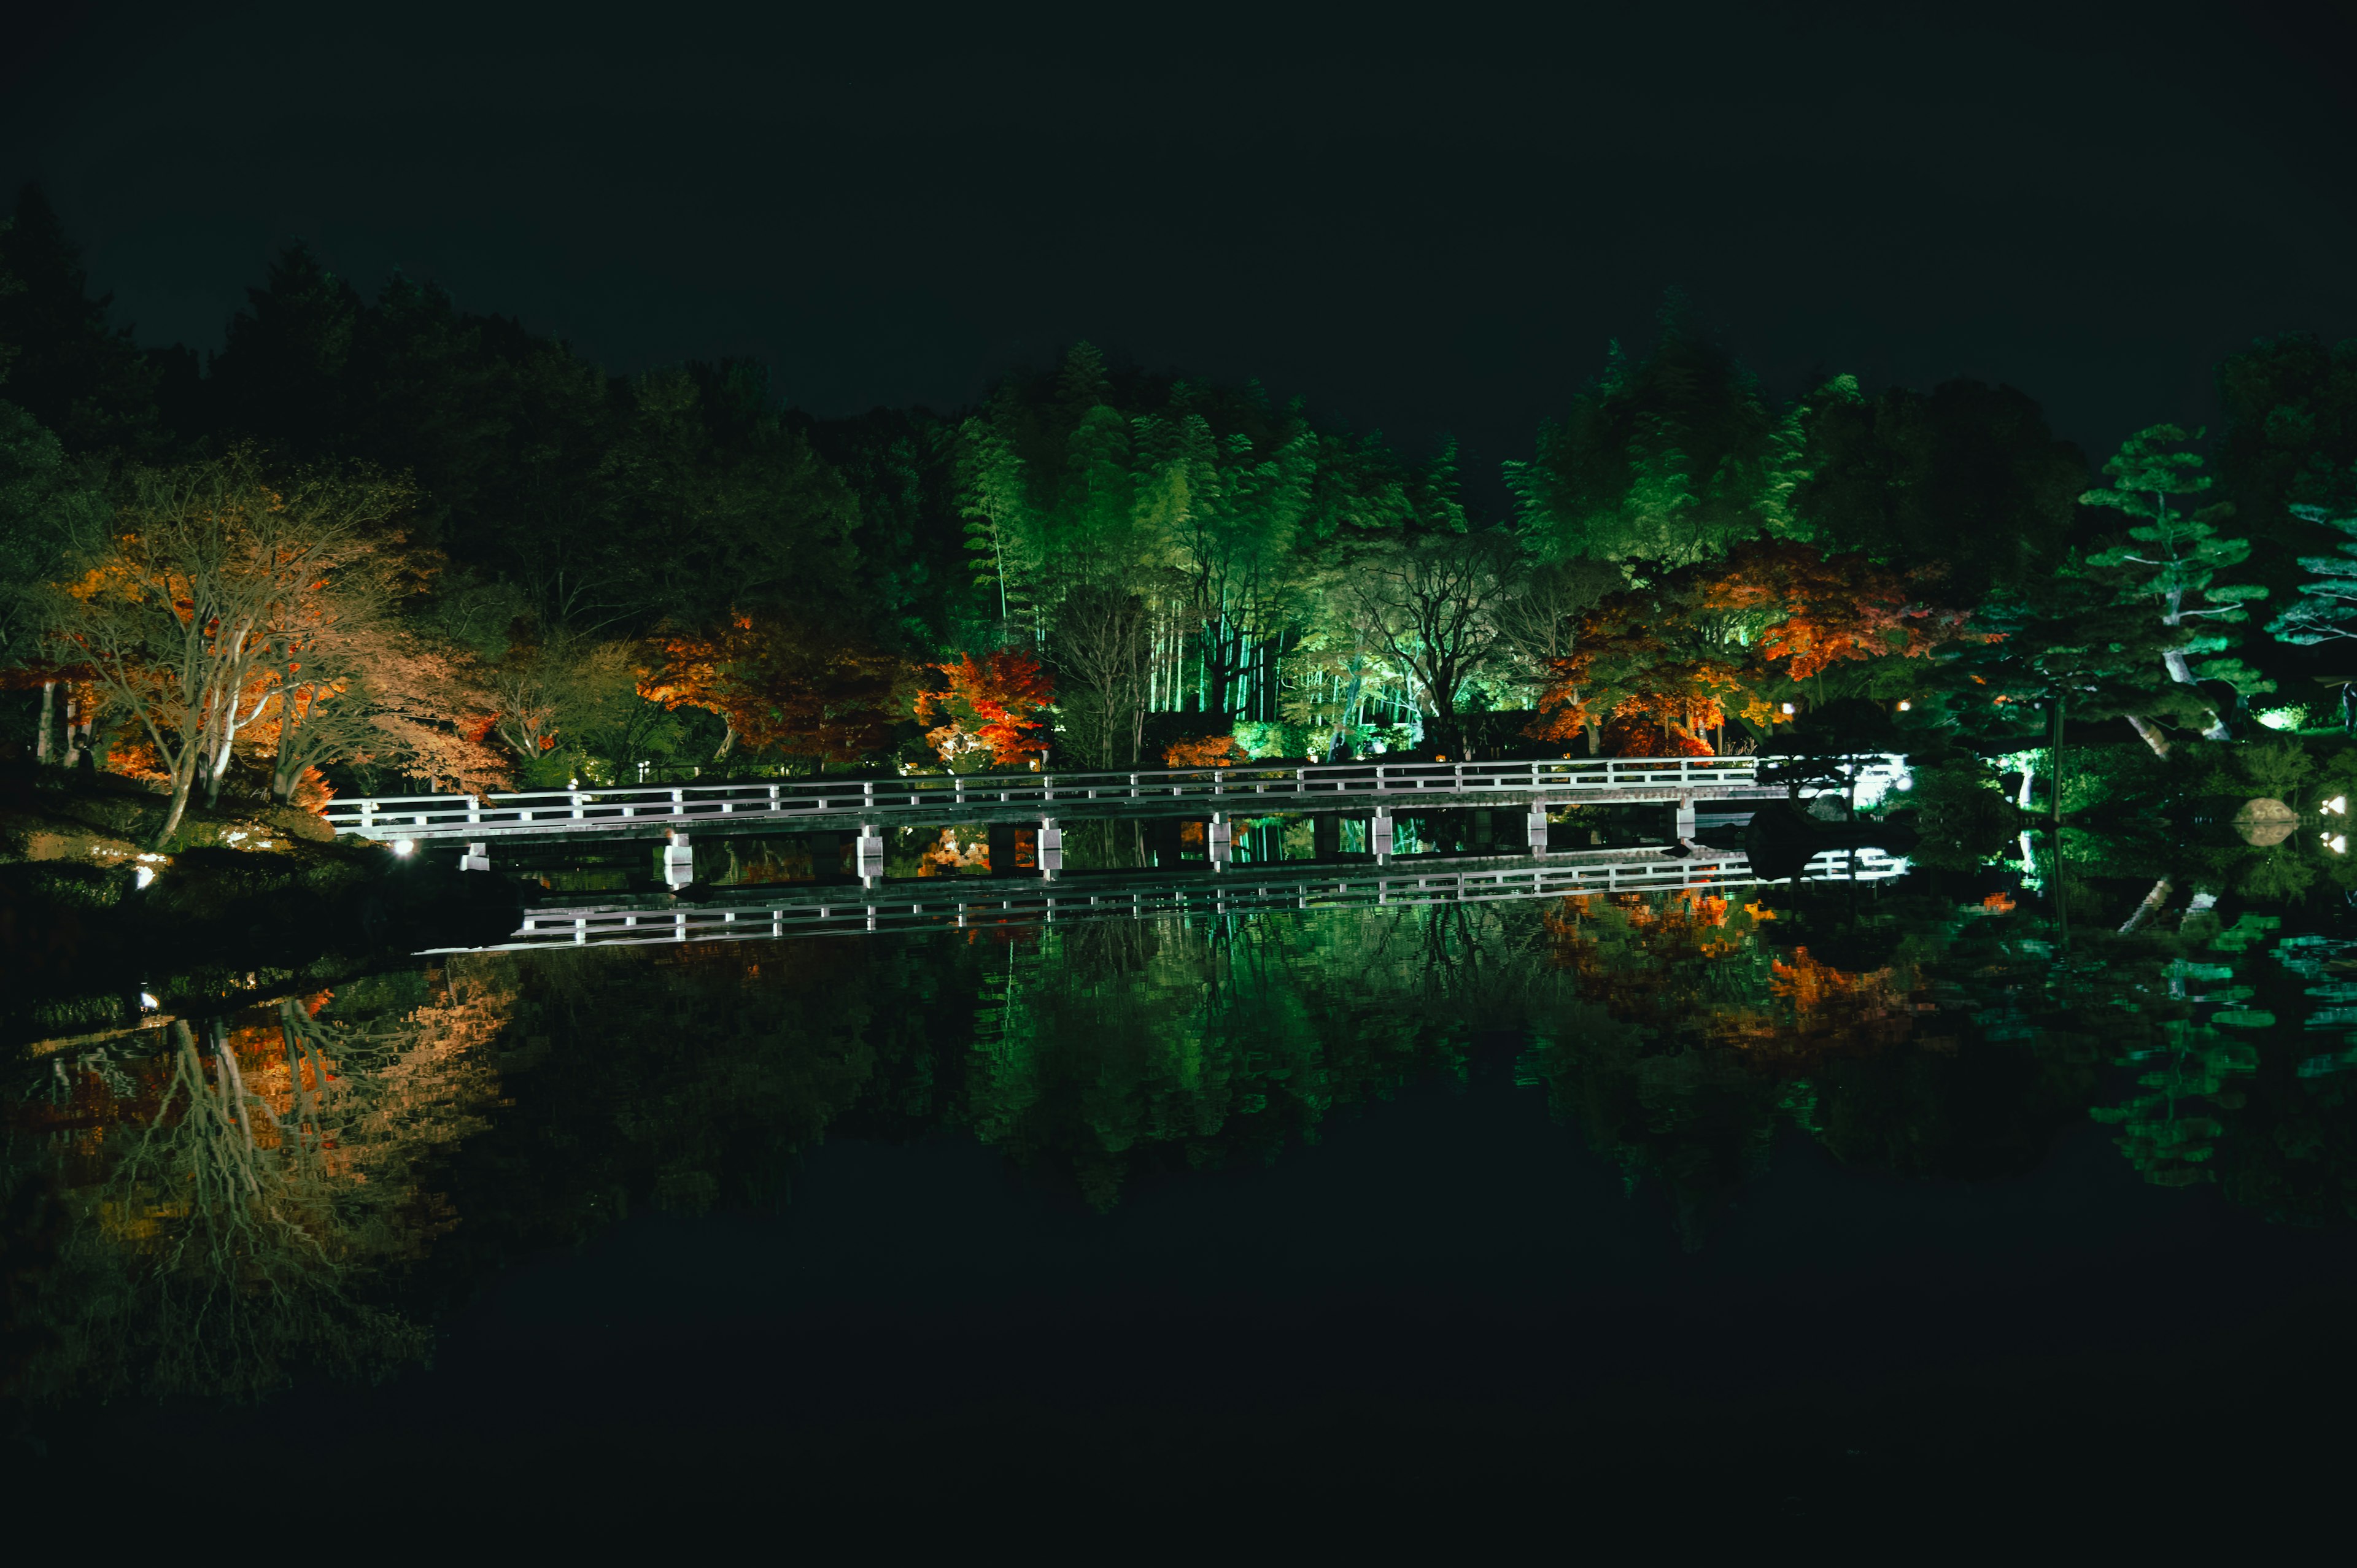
2326 796 2348 816
2326 832 2349 855
1781 703 1796 716
139 992 158 1008
133 864 155 890
2255 706 2304 732
393 839 416 856
1897 700 1911 712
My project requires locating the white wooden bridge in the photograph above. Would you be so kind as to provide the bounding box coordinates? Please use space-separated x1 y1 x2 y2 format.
421 843 1909 954
330 754 1904 849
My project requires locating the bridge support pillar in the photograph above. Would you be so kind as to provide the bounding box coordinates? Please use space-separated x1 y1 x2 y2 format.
1527 803 1552 855
1371 807 1394 865
1209 812 1232 871
662 832 694 890
1674 796 1698 841
1038 817 1063 880
460 841 489 873
857 824 884 888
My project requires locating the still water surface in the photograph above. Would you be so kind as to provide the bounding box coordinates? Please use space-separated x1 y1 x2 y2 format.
10 861 2357 1526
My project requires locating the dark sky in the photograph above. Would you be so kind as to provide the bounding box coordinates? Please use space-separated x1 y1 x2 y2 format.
5 0 2354 512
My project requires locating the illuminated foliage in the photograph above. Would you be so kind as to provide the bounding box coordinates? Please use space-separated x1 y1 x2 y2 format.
2266 503 2357 646
1508 295 1808 565
1529 540 1965 753
642 612 908 765
916 648 1055 768
2083 425 2271 727
17 975 508 1400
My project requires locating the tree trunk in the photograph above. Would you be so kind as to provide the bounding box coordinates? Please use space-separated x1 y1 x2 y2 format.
153 757 199 849
2125 713 2172 758
2119 877 2172 935
1585 721 1600 756
2161 644 2231 738
35 680 54 763
2051 693 2065 829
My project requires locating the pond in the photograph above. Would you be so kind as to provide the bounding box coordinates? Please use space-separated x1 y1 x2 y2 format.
8 851 2357 1529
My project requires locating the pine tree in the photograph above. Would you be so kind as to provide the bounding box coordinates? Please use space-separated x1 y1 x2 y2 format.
2265 504 2357 645
2083 424 2270 739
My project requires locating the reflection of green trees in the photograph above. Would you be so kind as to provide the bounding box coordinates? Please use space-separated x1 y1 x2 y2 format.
2092 1014 2258 1186
1514 884 2159 1237
20 868 2356 1392
966 911 1477 1208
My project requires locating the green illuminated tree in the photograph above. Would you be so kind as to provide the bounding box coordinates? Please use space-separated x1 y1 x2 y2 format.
2082 425 2270 738
2265 504 2357 646
1507 295 1807 566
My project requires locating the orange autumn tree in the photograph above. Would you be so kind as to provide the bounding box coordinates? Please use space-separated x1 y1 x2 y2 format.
916 649 1055 770
1163 734 1244 768
1530 540 1967 755
641 612 906 764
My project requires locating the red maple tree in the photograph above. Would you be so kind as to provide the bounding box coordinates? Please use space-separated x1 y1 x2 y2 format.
915 649 1055 769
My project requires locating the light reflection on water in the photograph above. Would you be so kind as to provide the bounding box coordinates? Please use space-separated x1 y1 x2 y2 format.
10 862 2357 1405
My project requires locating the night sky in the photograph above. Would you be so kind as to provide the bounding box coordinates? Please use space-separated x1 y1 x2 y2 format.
6 1 2354 509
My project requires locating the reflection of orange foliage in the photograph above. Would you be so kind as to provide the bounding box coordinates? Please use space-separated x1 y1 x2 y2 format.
1544 890 1918 1060
1164 735 1242 768
1978 892 2016 915
1749 946 1916 1053
1179 821 1206 846
917 827 989 877
916 650 1055 768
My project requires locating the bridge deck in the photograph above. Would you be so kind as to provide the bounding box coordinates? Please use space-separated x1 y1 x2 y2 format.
422 843 1906 952
336 755 1895 846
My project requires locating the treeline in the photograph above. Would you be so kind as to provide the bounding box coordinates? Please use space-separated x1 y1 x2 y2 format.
6 180 2357 836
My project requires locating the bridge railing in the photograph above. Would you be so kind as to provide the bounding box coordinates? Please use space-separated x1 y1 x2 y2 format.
323 754 1771 839
427 845 1908 953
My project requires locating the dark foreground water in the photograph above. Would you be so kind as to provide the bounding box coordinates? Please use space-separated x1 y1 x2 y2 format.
7 862 2357 1538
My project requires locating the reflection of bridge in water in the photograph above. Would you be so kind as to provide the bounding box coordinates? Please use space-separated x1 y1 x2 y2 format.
425 845 1909 954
